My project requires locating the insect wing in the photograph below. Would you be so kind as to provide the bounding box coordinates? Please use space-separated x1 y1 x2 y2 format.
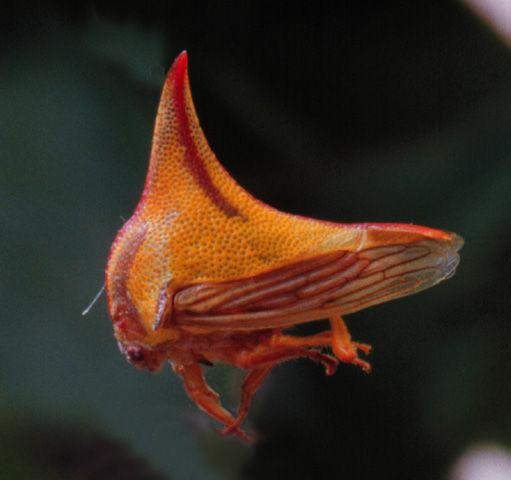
174 237 460 330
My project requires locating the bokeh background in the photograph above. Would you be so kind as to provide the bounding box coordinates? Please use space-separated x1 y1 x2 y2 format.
2 1 511 479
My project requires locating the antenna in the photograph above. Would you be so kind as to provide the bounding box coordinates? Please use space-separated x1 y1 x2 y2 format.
82 284 106 316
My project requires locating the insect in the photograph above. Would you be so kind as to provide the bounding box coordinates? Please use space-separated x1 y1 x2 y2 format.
105 51 463 441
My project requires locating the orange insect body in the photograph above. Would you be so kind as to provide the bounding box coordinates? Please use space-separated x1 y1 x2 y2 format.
106 52 463 440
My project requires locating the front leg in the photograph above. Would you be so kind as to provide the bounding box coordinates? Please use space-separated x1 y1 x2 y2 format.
172 361 250 441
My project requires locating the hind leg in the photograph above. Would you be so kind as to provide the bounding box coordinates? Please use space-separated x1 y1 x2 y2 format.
329 315 371 372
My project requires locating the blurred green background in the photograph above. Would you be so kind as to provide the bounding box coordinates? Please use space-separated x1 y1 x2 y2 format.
2 1 511 479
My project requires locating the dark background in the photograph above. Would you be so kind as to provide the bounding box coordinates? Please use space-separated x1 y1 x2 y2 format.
2 1 511 479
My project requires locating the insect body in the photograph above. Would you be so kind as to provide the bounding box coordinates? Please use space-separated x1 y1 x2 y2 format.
105 52 463 441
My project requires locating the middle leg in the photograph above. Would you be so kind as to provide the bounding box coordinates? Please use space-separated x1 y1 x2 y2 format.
220 365 272 437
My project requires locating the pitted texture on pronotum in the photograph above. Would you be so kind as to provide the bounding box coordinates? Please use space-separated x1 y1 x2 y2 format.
105 51 463 441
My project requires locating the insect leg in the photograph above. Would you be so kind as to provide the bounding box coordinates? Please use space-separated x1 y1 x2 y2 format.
220 366 272 438
223 344 338 437
268 331 338 374
272 330 331 347
236 344 338 375
329 315 372 373
172 362 250 441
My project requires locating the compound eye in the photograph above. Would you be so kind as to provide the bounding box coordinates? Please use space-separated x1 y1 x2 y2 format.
127 347 145 363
